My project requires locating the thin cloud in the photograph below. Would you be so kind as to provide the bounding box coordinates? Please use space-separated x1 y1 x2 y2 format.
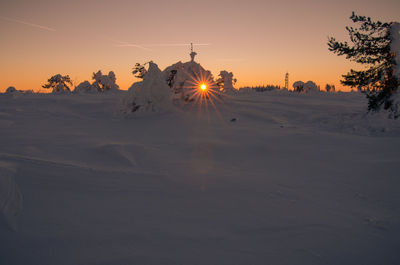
0 16 56 31
112 40 152 51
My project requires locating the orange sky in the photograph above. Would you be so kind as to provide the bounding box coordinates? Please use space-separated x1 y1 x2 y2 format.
1 0 399 92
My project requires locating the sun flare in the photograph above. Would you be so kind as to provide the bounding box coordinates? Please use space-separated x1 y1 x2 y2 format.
200 83 207 91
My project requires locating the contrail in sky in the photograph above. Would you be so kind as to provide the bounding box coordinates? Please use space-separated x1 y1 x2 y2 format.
0 16 56 31
144 43 211 47
112 40 153 51
112 40 211 50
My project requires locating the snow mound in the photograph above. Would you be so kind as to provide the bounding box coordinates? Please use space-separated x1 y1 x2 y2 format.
121 62 172 113
0 161 23 231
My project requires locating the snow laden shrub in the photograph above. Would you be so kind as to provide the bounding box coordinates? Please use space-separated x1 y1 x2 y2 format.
92 71 119 92
5 86 17 94
216 71 237 93
121 62 172 113
293 81 319 93
42 74 73 93
325 84 336 92
328 12 399 115
293 81 304 92
74 81 97 93
132 63 148 79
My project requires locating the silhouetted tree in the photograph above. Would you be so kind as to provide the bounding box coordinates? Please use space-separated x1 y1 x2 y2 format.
132 63 148 79
92 71 119 92
42 74 72 93
166 70 177 88
216 71 237 92
328 12 398 112
325 84 336 92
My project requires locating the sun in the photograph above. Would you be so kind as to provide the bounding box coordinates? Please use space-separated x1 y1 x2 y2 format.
178 67 224 115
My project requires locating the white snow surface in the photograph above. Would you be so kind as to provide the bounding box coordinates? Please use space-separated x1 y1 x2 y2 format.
0 91 400 265
0 161 23 231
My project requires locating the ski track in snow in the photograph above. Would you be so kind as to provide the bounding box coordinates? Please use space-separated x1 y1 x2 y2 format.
0 91 400 265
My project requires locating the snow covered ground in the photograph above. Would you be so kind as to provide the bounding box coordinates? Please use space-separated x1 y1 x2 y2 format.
0 91 399 265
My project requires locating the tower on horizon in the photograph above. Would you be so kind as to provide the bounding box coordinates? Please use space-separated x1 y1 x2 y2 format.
190 43 197 62
285 72 289 90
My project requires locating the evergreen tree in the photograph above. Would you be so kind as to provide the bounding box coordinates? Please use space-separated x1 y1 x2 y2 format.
328 12 398 112
132 63 147 79
325 84 336 92
166 70 177 88
42 74 72 93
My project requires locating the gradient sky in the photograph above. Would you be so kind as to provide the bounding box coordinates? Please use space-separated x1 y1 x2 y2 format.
1 0 399 92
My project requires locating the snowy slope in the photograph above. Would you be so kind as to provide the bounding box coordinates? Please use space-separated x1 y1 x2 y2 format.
0 91 399 265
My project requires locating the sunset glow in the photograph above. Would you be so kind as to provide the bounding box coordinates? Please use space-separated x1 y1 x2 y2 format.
0 0 399 92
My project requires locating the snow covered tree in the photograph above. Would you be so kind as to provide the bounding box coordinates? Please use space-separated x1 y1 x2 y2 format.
325 84 336 92
216 71 237 92
74 81 96 93
293 81 318 93
293 81 304 92
5 86 17 94
42 74 73 93
166 70 177 88
121 62 172 113
132 63 148 79
92 71 119 92
328 12 399 112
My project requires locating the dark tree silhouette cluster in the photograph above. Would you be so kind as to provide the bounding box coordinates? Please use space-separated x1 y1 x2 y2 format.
328 12 398 113
42 74 73 93
132 63 148 79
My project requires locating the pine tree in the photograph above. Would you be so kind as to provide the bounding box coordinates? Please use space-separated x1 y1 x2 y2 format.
166 70 177 88
325 84 336 92
132 63 147 79
42 74 73 93
328 12 398 112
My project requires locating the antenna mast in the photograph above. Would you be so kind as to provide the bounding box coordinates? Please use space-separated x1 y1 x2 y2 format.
285 72 289 90
190 42 197 62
